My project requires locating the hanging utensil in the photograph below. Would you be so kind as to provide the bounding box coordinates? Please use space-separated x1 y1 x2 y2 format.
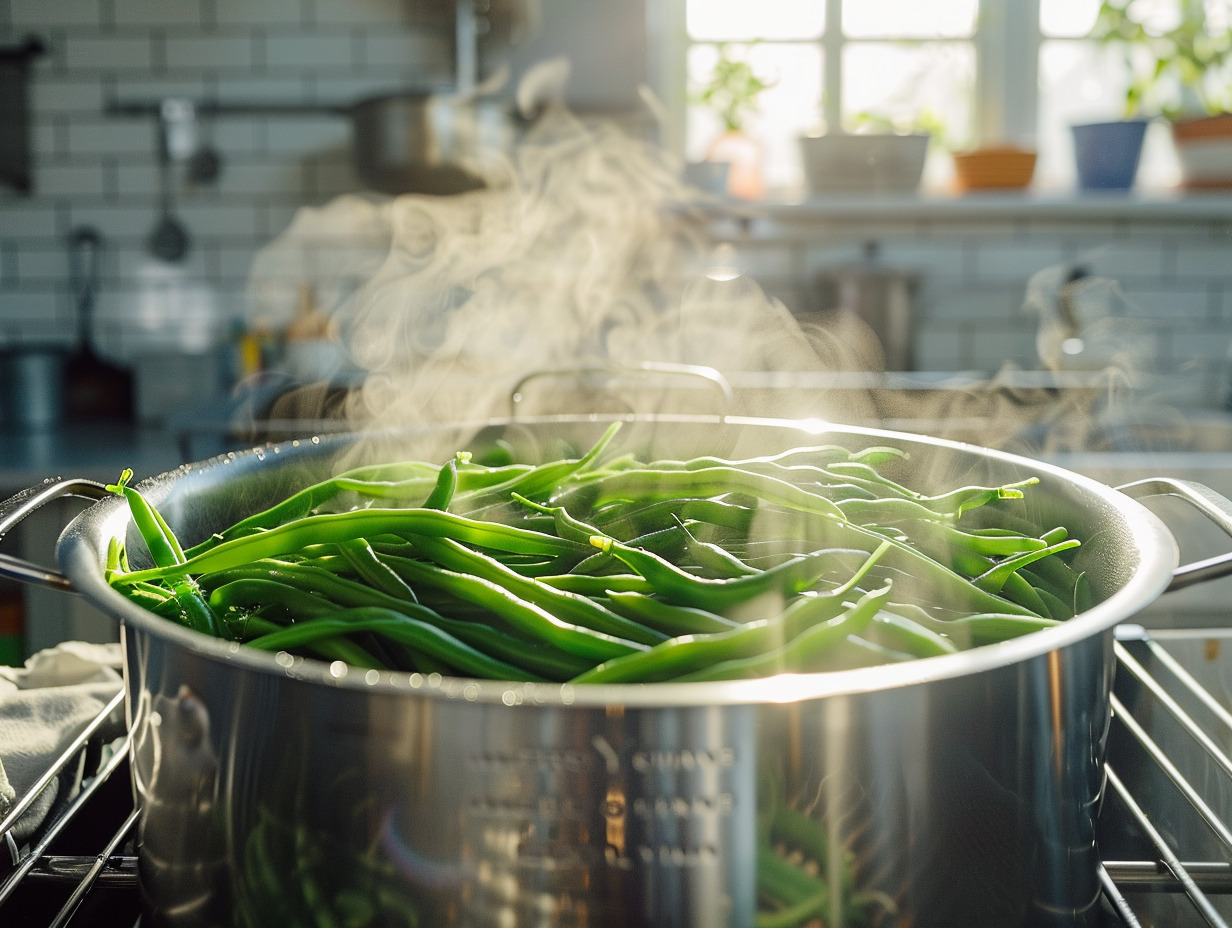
147 100 190 263
64 226 133 421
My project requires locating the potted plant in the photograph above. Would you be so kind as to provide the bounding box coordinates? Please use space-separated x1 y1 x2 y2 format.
693 42 773 199
1088 0 1232 188
797 109 937 196
952 145 1037 192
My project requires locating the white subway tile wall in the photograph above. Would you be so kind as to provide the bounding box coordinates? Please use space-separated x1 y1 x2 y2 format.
3 4 1232 415
0 0 453 364
717 213 1232 404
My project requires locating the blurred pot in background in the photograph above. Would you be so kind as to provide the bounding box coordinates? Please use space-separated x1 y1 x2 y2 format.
952 145 1037 192
1070 119 1148 191
348 92 520 196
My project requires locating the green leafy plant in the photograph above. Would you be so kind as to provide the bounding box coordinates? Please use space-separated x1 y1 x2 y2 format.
1090 0 1232 119
694 42 775 133
849 107 952 147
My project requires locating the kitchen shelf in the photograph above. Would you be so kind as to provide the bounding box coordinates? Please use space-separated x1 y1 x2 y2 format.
696 189 1232 232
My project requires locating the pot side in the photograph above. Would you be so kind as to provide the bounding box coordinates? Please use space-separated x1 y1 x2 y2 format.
57 417 1178 928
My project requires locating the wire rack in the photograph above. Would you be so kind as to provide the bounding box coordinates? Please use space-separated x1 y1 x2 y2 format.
3 626 1232 928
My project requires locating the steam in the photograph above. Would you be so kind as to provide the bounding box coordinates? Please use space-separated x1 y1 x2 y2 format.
336 103 829 432
242 75 1185 463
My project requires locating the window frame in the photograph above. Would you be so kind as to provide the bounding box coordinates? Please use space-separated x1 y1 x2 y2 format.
649 0 1044 165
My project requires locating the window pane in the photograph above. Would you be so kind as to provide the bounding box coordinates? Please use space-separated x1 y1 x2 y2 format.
841 42 975 145
1040 0 1100 37
686 0 825 41
1036 40 1180 187
843 0 977 38
686 42 823 191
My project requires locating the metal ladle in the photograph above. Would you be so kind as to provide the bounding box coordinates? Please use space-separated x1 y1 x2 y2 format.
147 100 190 263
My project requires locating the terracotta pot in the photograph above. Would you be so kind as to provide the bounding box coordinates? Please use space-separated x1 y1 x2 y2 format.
1170 113 1232 189
952 146 1037 191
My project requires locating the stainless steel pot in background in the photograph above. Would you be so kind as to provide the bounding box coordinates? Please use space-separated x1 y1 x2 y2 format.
0 344 66 431
5 415 1232 927
348 92 518 195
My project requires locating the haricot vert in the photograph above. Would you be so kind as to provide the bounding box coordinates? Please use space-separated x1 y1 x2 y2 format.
106 422 1086 683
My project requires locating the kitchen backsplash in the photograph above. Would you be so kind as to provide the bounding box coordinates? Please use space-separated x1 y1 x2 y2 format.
716 208 1232 408
3 1 1232 413
0 0 454 362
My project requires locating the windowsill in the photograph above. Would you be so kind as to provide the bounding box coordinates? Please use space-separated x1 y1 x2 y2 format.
697 188 1232 226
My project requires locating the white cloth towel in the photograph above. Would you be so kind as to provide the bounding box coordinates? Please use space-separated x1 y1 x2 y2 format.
0 641 125 844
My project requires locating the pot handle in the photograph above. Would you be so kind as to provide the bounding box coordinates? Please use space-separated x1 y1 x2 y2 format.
0 478 112 591
1117 477 1232 591
509 362 734 419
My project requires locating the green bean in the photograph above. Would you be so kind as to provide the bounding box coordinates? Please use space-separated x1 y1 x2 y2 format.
646 444 906 472
510 492 602 544
871 607 1062 647
669 584 893 682
834 495 963 524
224 608 386 669
211 562 626 672
928 521 1048 558
536 574 656 595
376 551 653 660
1029 583 1075 622
917 478 1038 516
756 844 827 910
399 535 667 647
861 609 960 658
1001 571 1054 618
590 535 860 615
115 508 584 585
555 466 846 521
603 591 741 636
574 547 888 683
674 517 759 578
243 607 545 681
108 470 224 638
452 421 622 512
422 453 467 511
823 460 924 499
589 496 757 540
742 511 1039 617
973 539 1081 595
336 539 419 602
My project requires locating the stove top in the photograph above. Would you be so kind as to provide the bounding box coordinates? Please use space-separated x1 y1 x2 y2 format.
3 626 1231 928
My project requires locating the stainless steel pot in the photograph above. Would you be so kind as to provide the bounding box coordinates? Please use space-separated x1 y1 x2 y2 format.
348 92 518 196
5 414 1232 928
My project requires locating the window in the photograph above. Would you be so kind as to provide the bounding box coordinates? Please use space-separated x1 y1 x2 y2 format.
672 0 1214 195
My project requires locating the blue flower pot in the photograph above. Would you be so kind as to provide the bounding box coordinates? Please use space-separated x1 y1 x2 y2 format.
1071 119 1149 190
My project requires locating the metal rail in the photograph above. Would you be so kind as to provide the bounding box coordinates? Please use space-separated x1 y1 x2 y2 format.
0 688 137 928
1100 629 1232 926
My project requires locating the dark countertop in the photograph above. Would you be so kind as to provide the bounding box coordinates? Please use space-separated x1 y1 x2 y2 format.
0 422 202 492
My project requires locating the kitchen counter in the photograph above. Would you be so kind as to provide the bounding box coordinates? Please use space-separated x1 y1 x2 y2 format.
0 422 190 493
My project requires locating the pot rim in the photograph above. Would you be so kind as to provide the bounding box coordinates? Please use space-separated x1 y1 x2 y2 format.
59 413 1177 708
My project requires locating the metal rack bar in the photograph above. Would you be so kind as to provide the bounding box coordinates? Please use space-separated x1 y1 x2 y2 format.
0 726 134 905
1104 862 1232 893
1110 691 1232 854
1106 764 1229 927
0 688 125 842
1102 630 1232 926
1099 864 1144 928
1142 636 1232 735
1115 641 1232 783
47 806 138 928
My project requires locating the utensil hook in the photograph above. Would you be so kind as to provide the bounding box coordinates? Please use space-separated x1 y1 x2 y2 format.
68 226 102 345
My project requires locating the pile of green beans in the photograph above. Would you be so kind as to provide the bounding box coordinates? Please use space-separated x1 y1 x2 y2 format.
106 422 1087 683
